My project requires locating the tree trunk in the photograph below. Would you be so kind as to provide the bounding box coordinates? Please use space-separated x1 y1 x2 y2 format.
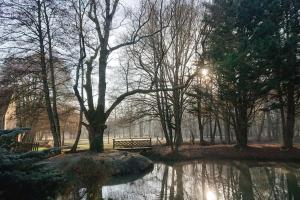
43 1 61 146
197 99 205 144
212 120 217 144
84 108 106 152
71 62 84 152
216 115 223 143
236 125 248 148
257 112 265 142
198 115 204 143
37 0 60 147
209 112 213 143
282 83 295 149
173 87 183 151
224 114 231 144
266 111 272 139
273 111 280 138
139 121 143 138
61 130 65 146
235 106 248 149
155 85 171 145
174 101 183 150
70 119 82 152
88 123 104 152
174 124 182 151
70 108 83 152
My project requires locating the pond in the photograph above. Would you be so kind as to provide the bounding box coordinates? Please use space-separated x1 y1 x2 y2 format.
57 160 300 200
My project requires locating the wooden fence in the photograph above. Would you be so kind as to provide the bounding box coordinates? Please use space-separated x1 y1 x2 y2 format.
14 142 39 152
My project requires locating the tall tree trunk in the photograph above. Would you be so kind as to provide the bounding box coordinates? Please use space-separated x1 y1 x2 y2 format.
235 106 248 149
274 110 280 138
86 110 106 152
215 114 223 143
71 0 86 152
209 112 213 143
88 124 104 152
37 0 60 147
212 119 217 143
282 83 295 149
156 89 171 145
197 98 205 144
224 112 231 144
174 96 183 151
266 111 272 139
71 62 84 152
71 112 83 152
257 112 265 142
0 91 12 129
173 88 183 151
165 101 174 150
43 2 61 145
139 121 143 138
174 124 182 151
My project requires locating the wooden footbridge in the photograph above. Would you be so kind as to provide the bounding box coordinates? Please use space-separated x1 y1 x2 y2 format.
112 138 152 150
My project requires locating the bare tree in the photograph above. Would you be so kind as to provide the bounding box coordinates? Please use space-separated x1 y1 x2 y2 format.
128 0 203 151
72 0 168 152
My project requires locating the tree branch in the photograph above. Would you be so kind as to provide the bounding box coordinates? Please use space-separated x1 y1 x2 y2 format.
105 71 197 119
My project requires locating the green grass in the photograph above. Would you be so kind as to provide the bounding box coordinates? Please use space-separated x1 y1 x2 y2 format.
38 146 49 151
37 138 114 151
38 136 161 151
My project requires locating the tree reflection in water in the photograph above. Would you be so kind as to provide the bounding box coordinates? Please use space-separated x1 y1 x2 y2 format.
58 161 300 200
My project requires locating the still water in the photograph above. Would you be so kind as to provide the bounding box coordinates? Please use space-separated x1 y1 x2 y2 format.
58 161 300 200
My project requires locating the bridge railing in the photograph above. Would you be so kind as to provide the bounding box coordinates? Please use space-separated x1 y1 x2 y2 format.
112 138 152 149
14 142 39 152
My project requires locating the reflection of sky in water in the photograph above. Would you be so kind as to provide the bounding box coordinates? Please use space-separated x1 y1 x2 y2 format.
206 190 217 200
97 161 300 200
102 167 164 199
102 164 216 199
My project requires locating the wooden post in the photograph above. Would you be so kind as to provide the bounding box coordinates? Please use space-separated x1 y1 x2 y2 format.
113 139 115 149
150 137 152 147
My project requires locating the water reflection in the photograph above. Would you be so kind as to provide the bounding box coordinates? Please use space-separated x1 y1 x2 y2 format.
58 161 300 200
206 190 217 200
